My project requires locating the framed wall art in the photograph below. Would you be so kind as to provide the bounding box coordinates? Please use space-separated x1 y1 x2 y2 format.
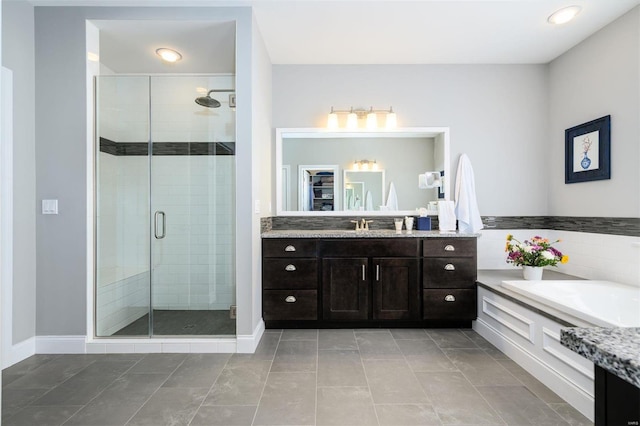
565 115 611 184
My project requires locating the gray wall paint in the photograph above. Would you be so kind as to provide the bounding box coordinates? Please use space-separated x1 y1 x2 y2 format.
34 6 256 336
272 65 549 216
2 0 37 344
548 6 640 217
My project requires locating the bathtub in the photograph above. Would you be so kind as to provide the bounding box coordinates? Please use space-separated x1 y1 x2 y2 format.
501 280 640 328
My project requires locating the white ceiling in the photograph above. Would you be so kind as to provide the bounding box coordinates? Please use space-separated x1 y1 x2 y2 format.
39 0 640 70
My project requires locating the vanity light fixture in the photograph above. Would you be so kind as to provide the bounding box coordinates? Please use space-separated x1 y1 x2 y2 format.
327 106 397 129
155 47 182 63
547 5 581 25
352 160 379 171
366 107 378 130
346 108 359 130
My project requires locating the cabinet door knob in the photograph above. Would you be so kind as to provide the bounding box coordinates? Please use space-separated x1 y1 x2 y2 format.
284 245 296 252
285 264 297 272
285 296 297 303
444 244 455 252
444 263 456 271
444 295 456 302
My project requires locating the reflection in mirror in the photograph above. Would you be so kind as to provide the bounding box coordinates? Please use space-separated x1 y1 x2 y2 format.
276 128 450 215
344 170 385 211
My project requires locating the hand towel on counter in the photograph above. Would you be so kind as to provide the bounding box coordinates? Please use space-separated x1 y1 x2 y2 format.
365 190 373 211
454 153 484 233
385 182 399 211
437 200 457 231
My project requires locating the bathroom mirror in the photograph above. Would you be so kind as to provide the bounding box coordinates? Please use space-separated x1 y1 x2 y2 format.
344 170 385 211
276 128 450 216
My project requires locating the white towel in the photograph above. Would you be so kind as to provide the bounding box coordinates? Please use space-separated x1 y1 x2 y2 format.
454 154 484 233
365 190 373 211
385 182 398 211
438 200 457 231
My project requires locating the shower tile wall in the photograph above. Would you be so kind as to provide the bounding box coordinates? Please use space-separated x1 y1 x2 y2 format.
96 75 236 336
478 229 640 287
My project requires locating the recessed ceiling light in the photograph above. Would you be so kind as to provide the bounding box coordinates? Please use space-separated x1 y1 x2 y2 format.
548 5 582 25
155 48 182 63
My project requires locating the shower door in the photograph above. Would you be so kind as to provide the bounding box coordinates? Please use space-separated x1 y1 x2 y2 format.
95 75 236 337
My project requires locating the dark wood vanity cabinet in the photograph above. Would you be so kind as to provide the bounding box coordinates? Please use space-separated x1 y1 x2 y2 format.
422 238 477 320
322 256 420 321
262 239 319 321
262 236 476 327
321 239 420 322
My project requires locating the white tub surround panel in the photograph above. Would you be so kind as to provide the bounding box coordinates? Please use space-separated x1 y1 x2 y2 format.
477 229 640 287
475 284 595 421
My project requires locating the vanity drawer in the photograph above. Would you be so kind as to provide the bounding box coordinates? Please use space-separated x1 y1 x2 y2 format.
263 258 318 289
423 257 476 288
263 239 318 258
263 290 318 321
423 289 477 320
423 238 476 257
320 239 419 257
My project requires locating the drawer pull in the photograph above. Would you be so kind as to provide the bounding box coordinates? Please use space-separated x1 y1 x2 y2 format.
285 264 297 272
444 263 456 271
444 295 456 302
362 264 366 281
284 245 296 252
444 244 455 252
285 296 297 303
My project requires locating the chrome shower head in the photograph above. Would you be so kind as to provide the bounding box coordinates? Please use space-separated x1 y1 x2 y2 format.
195 90 221 108
195 89 235 108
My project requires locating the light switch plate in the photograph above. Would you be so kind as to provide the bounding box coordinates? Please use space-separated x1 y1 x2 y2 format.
42 199 58 215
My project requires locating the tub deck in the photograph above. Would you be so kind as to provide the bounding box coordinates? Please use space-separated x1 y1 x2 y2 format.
501 280 640 328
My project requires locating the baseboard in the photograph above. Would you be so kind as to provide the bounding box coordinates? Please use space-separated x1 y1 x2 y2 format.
236 319 265 353
473 318 594 421
3 337 36 369
35 335 87 354
3 328 263 367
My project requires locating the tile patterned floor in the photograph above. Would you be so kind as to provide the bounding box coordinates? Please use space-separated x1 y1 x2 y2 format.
1 329 593 425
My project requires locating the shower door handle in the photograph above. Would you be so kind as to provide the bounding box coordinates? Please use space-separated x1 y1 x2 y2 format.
154 211 166 239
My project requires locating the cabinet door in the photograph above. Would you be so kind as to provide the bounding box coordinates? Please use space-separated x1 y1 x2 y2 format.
373 258 420 320
322 257 369 320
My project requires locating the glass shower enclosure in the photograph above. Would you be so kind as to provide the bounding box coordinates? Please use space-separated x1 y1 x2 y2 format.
95 75 236 337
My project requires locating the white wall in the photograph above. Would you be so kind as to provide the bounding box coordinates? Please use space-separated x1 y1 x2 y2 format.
272 65 549 217
2 0 36 345
249 12 273 340
548 6 640 218
478 230 640 287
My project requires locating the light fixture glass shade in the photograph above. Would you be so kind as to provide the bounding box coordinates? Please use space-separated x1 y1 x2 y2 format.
386 109 397 129
327 111 339 129
372 160 379 171
352 161 360 171
346 109 358 129
366 109 377 129
547 5 581 25
156 48 182 63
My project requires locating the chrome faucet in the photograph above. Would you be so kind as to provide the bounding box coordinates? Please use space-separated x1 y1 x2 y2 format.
351 219 373 231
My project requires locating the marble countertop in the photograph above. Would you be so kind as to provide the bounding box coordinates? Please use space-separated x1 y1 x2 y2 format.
561 327 640 388
262 229 480 238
